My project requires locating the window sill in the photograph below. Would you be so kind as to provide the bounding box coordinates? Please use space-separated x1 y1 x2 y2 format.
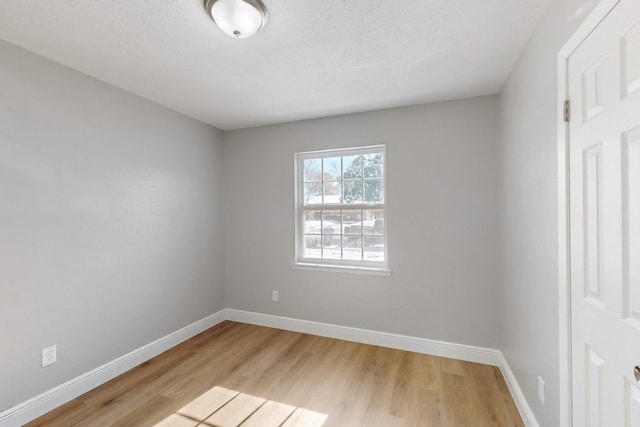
291 262 391 276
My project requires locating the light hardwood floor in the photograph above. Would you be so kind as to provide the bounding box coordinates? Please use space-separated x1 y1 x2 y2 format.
26 321 524 427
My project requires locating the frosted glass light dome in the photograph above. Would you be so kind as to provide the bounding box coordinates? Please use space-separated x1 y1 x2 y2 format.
204 0 268 39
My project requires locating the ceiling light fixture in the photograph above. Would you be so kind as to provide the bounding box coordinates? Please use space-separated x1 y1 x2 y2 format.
204 0 268 39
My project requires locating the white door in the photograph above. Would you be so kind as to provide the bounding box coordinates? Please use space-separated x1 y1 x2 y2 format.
569 0 640 425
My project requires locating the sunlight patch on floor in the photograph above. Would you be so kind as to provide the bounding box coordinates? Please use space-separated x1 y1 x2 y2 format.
154 386 327 427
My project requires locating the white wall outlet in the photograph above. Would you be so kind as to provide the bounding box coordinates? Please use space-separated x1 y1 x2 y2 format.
537 376 545 404
42 345 57 368
272 290 279 302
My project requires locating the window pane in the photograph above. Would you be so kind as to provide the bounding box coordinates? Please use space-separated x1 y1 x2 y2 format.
364 153 384 178
363 208 384 259
343 210 362 235
323 157 342 181
364 236 385 262
364 178 384 203
304 182 322 205
343 236 362 260
343 155 363 179
322 234 341 259
343 180 363 204
322 210 341 232
304 158 322 182
323 181 342 204
363 209 384 235
303 235 322 258
303 210 322 233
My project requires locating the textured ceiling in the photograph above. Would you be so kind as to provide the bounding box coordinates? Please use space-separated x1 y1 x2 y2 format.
0 0 549 130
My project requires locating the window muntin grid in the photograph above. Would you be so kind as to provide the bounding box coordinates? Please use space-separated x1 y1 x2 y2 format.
296 145 387 269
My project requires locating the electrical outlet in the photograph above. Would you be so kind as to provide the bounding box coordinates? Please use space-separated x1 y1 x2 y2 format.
272 290 279 302
42 345 57 368
537 376 545 404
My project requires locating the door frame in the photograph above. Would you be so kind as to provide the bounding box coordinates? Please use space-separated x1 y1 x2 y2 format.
557 1 620 426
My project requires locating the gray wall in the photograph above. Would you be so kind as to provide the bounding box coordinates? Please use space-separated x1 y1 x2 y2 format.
223 96 501 349
497 0 599 426
0 40 226 411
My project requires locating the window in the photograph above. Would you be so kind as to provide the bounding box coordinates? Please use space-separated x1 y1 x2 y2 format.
294 145 388 272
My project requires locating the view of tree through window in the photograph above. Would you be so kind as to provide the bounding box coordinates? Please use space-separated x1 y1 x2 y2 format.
296 146 386 268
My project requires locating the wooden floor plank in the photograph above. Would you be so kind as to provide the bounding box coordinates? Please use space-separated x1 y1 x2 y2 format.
238 400 296 427
110 394 174 427
153 414 199 427
21 398 89 427
25 321 524 427
280 408 328 427
177 386 239 421
201 393 265 427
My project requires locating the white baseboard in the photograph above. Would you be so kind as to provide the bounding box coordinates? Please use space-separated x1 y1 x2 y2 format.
0 310 226 427
2 308 539 427
226 309 501 366
498 353 540 427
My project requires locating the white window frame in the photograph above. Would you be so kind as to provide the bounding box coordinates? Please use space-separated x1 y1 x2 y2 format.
293 145 390 275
